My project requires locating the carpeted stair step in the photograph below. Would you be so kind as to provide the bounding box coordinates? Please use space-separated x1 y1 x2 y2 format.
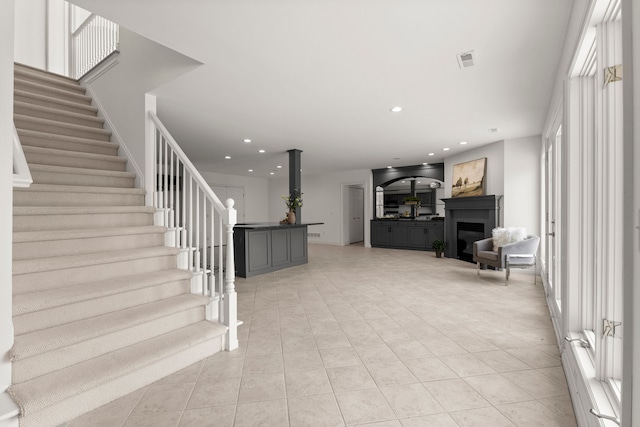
14 101 104 129
14 65 85 94
14 184 145 207
13 246 178 294
14 278 194 335
14 114 111 141
12 293 208 360
13 205 154 232
15 63 78 84
13 300 204 384
17 129 118 156
9 320 226 427
14 89 98 116
29 164 135 188
22 146 124 171
13 226 167 260
13 269 190 316
14 78 92 105
13 278 197 335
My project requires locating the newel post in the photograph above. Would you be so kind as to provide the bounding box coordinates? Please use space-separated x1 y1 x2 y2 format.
144 95 157 207
223 198 238 350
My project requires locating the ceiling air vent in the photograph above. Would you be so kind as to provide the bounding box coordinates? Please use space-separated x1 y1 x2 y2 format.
456 50 475 68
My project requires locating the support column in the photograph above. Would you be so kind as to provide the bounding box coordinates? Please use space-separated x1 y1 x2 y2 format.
288 149 302 224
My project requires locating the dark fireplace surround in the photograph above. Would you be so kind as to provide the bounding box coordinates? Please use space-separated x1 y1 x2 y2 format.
442 195 499 260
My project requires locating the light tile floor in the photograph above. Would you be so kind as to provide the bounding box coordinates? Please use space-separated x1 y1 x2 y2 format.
68 243 577 427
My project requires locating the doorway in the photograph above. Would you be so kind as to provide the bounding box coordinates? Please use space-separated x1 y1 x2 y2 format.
349 186 364 244
342 184 365 245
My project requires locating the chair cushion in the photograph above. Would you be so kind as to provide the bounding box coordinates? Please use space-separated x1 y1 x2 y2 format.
477 250 499 261
492 227 527 251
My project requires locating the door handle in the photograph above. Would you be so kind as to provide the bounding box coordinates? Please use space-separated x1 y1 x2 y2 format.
547 232 555 237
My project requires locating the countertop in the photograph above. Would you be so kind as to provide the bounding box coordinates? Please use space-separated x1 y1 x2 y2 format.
234 222 323 229
373 217 444 222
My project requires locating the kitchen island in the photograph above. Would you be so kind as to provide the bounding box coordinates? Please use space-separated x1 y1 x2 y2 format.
371 218 444 251
234 222 322 278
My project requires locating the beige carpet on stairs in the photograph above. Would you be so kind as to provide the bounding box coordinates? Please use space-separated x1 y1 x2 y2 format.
9 63 227 427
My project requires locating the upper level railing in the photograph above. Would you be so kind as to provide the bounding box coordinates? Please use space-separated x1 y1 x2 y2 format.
13 125 32 188
69 9 119 79
147 111 238 351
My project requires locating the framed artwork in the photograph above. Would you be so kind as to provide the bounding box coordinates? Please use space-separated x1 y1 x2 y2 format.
451 158 486 198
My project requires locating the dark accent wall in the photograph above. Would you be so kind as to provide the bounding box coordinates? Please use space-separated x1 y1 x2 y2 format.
372 163 444 189
372 163 444 217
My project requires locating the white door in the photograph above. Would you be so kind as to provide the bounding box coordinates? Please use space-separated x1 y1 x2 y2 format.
349 186 364 243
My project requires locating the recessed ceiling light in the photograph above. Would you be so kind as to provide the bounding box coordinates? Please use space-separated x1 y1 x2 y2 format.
417 181 421 184
387 166 393 169
248 169 254 172
270 172 275 175
422 162 428 165
401 180 406 183
224 156 231 159
428 153 435 156
459 141 468 145
258 149 265 153
489 128 500 133
443 148 450 151
243 139 252 143
277 165 282 169
390 106 403 113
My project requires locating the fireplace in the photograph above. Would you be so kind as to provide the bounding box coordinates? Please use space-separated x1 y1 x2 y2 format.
442 195 500 260
457 222 484 262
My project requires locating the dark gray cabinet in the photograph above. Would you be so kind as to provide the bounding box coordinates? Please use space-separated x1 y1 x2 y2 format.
371 222 392 246
371 220 444 251
234 223 310 277
406 224 429 249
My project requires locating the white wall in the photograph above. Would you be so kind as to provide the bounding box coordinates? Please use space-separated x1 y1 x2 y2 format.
444 141 505 200
14 0 47 69
503 135 542 236
199 171 270 223
2 0 15 399
444 141 505 228
46 0 67 75
268 169 372 246
442 138 539 234
86 27 201 179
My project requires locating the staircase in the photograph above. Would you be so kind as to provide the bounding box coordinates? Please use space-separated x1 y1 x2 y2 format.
9 63 227 427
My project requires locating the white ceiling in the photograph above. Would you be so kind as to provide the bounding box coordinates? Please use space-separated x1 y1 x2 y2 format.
72 0 574 178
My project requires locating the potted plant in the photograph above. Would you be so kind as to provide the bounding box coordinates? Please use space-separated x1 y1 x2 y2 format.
432 240 445 258
282 189 303 224
403 196 421 205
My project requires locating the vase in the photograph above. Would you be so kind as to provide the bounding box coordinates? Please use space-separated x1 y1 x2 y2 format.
286 210 296 224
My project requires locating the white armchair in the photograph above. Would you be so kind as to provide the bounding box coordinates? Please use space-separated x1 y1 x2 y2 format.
472 235 540 284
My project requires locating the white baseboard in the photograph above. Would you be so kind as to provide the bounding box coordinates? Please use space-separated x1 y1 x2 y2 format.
0 392 19 427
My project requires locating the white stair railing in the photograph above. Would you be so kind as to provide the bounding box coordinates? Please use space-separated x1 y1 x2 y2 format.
13 124 32 188
147 112 238 351
69 9 119 79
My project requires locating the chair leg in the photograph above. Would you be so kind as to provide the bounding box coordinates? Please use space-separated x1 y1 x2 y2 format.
505 263 510 285
477 262 480 276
